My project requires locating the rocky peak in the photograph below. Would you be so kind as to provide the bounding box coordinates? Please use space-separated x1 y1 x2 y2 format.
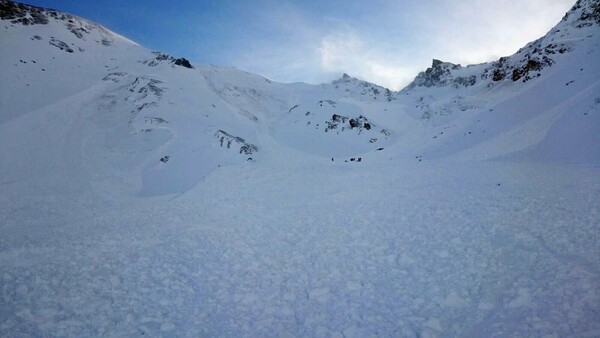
332 73 357 84
402 0 599 92
431 59 444 68
143 52 194 69
332 73 395 101
0 0 52 25
1 0 121 48
1 1 85 29
481 0 599 84
403 59 475 91
563 0 600 26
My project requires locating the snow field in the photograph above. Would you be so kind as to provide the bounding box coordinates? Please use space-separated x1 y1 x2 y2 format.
1 1 600 336
3 159 598 337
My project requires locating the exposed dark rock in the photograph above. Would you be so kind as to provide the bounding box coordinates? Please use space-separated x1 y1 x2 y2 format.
405 59 469 89
331 114 347 123
102 72 127 83
144 116 168 124
575 0 600 25
0 0 48 25
125 77 165 112
145 52 194 69
384 88 394 102
66 23 84 38
173 58 193 69
511 57 553 82
215 130 258 155
131 77 162 94
318 99 336 107
486 40 565 83
49 37 73 53
492 68 506 81
239 144 258 155
453 75 477 87
332 74 394 100
325 114 375 134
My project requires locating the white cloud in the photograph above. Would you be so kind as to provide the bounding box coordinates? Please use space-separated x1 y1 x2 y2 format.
417 0 575 65
226 0 575 90
317 29 420 90
318 30 365 72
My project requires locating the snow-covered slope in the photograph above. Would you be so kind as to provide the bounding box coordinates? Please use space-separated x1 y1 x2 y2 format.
399 0 600 163
1 0 599 337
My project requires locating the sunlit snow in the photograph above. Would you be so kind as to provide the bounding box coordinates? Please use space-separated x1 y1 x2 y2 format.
1 1 599 336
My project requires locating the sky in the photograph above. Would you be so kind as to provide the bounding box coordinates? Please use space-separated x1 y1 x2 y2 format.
24 0 575 90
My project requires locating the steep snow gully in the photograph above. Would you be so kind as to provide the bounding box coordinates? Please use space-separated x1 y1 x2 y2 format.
1 0 599 336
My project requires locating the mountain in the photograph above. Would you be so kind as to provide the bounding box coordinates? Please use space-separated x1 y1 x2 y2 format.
405 0 599 90
399 0 600 163
1 0 599 337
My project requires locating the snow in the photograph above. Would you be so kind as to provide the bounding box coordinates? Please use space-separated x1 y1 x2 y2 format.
1 1 599 337
3 158 599 337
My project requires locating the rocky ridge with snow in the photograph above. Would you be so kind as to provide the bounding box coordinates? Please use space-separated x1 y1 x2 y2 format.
404 0 599 91
332 73 395 101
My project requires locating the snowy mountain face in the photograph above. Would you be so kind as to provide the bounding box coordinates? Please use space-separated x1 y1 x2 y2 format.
398 0 600 164
1 0 599 337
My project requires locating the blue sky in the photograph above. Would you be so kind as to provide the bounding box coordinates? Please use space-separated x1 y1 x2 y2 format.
25 0 575 89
